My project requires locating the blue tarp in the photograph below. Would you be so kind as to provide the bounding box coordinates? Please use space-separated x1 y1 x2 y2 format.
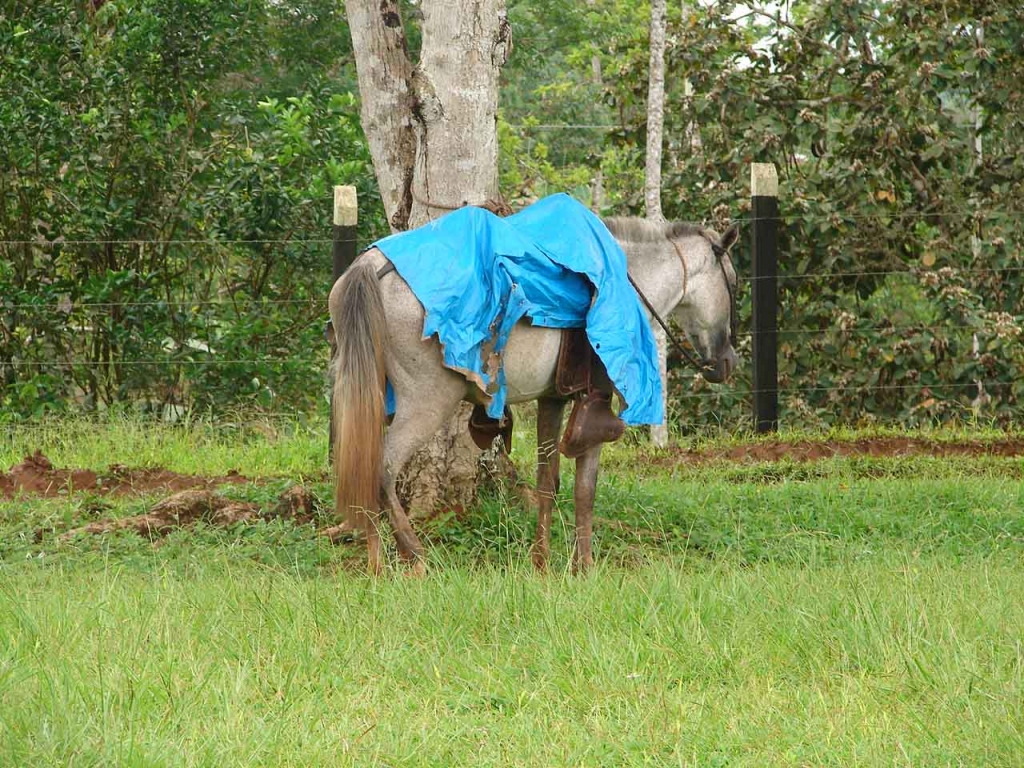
372 193 663 425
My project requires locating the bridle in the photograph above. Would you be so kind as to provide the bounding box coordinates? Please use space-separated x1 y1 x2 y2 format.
627 236 737 375
711 240 739 350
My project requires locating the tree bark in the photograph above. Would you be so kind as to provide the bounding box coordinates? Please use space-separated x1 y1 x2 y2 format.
645 0 669 447
344 0 512 515
644 0 667 224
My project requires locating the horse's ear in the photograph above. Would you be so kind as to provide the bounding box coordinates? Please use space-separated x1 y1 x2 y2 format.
720 223 740 252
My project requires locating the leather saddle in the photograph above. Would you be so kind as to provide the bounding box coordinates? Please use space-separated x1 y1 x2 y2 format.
467 328 625 457
555 328 625 458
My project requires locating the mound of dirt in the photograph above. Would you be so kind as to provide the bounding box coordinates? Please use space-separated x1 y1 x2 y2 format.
670 437 1024 465
6 452 339 545
0 451 100 497
0 451 250 498
59 489 261 539
51 485 324 542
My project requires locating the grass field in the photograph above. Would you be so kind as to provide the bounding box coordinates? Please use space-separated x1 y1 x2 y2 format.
1 418 1023 766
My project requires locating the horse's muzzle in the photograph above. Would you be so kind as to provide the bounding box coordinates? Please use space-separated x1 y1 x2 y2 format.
700 346 738 384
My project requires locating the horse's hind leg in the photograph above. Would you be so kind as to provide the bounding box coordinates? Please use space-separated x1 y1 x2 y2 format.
572 443 603 574
365 513 383 576
381 378 465 570
532 397 565 570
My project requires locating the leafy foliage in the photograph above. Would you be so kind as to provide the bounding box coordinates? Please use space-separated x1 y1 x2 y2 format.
2 0 1022 430
503 0 1024 428
0 0 384 417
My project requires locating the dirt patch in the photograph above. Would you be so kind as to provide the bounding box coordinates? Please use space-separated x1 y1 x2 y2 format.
6 452 344 545
668 437 1024 465
0 451 250 498
49 485 325 542
58 489 261 539
7 438 1023 501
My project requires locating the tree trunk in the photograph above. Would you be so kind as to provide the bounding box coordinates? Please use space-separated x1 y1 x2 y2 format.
645 0 669 447
644 0 667 224
345 0 512 515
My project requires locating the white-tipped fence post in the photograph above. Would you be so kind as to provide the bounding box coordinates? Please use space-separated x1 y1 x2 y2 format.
329 185 358 460
333 185 358 278
750 163 779 433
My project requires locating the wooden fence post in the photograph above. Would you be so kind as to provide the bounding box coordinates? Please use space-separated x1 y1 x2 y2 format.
750 163 779 433
333 185 359 278
329 185 358 460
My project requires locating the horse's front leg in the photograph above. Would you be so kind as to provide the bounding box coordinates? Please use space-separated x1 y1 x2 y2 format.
532 397 565 570
572 443 603 573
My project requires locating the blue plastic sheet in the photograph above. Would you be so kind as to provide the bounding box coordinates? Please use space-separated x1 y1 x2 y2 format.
372 194 663 425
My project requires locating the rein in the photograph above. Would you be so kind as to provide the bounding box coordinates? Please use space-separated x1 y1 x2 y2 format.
711 241 739 349
626 269 708 374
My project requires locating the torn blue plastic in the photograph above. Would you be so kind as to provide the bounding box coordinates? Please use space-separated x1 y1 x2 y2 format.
373 194 663 425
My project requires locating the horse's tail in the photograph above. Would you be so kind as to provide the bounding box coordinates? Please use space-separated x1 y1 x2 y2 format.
331 262 387 530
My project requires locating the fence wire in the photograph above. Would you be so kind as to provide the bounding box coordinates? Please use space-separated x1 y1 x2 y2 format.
2 202 1020 420
0 350 1010 400
0 318 1013 338
2 207 1022 248
0 264 1021 312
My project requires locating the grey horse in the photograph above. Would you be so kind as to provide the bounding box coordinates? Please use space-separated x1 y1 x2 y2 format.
329 217 740 574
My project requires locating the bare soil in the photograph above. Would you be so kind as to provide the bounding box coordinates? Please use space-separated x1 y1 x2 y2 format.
0 451 250 498
52 485 321 541
5 439 1023 501
58 490 262 539
669 437 1024 465
8 441 1021 543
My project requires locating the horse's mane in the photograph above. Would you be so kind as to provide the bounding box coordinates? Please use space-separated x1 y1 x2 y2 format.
602 217 717 245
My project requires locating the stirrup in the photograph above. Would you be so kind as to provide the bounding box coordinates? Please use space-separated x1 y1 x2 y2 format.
558 391 625 459
468 405 514 453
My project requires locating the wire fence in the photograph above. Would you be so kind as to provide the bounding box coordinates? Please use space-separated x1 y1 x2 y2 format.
1 205 1022 249
1 264 1021 311
2 197 1020 426
2 298 325 309
0 314 1010 340
0 373 1010 403
0 341 1014 397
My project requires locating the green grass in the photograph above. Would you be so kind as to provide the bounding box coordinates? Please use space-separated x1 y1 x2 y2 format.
3 413 1020 478
0 415 327 478
2 418 1024 765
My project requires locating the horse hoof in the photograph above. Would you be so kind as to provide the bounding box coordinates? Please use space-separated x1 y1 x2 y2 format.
407 559 428 578
320 521 363 544
530 548 549 572
572 557 594 576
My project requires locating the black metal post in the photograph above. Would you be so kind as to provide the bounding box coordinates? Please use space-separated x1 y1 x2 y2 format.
750 164 778 433
329 185 358 459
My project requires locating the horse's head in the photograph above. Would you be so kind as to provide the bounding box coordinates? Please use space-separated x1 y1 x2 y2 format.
672 223 740 383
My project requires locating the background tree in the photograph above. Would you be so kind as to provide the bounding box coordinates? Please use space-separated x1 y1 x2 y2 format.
513 0 1023 428
2 0 1021 432
644 0 669 447
0 0 383 416
342 0 513 514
